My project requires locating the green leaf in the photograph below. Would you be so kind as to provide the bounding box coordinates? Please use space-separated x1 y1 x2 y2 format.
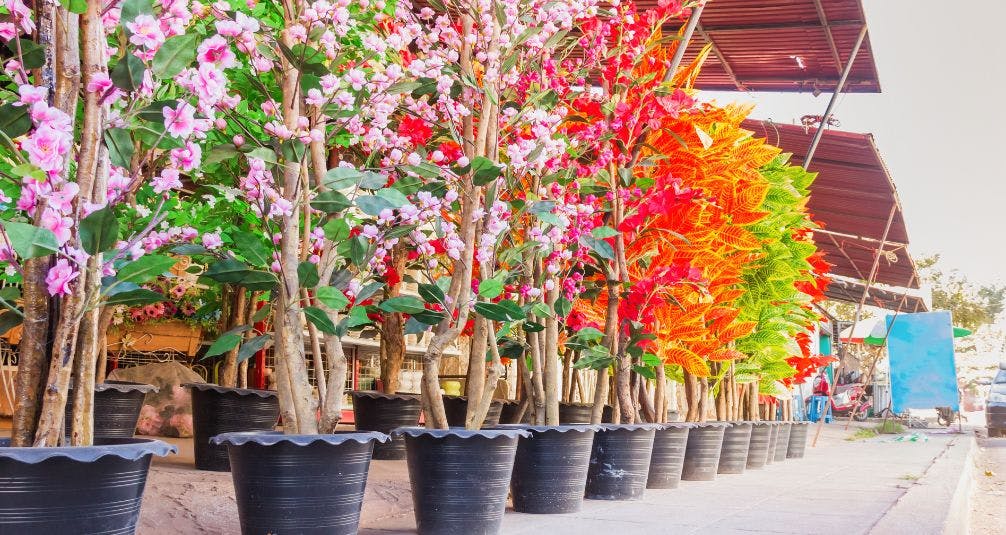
304 306 337 334
379 296 426 314
231 231 270 267
298 261 320 288
203 329 245 358
79 207 119 254
238 271 278 291
204 259 251 283
580 235 615 261
10 39 44 70
204 143 240 165
471 156 502 185
120 0 153 22
348 236 369 266
152 34 198 79
554 296 572 318
632 365 656 380
355 195 395 216
311 190 351 213
104 128 135 168
60 0 88 13
404 317 428 335
355 282 383 303
0 103 31 139
110 54 145 92
375 188 409 208
171 244 208 255
1 221 59 259
237 334 271 363
322 218 350 241
522 321 545 333
346 305 372 328
478 279 504 299
411 309 446 325
0 310 23 335
105 288 166 306
574 326 604 342
323 167 363 189
117 254 176 283
642 353 662 367
245 146 279 165
417 283 445 305
591 226 619 239
316 286 349 310
474 300 523 322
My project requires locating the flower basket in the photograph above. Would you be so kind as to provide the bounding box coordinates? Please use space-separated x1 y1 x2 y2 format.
107 319 204 357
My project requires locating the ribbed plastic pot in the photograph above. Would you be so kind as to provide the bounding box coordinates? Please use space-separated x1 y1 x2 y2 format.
64 381 158 440
0 438 175 534
211 431 388 535
646 423 692 489
441 395 503 428
787 422 810 458
745 422 773 469
351 391 420 460
774 422 793 462
186 384 279 471
681 422 727 481
557 402 615 423
394 427 528 535
765 423 780 465
507 424 600 513
585 424 659 500
717 422 753 475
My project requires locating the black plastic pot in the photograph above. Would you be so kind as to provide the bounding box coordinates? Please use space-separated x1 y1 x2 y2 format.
0 438 175 534
65 381 158 440
351 391 421 460
585 424 660 500
765 423 780 465
787 421 810 459
646 423 692 489
681 422 728 481
507 424 599 513
186 383 279 471
774 422 793 462
557 402 614 423
441 395 504 428
211 431 388 535
717 422 753 474
745 422 774 469
394 427 528 535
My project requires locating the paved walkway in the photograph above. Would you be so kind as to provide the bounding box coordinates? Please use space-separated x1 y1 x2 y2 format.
137 421 974 534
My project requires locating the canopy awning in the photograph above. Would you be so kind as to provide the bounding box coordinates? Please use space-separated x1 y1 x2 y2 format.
742 120 920 289
658 0 880 93
824 278 927 313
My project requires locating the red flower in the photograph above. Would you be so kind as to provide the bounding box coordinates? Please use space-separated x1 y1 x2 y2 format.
398 116 432 146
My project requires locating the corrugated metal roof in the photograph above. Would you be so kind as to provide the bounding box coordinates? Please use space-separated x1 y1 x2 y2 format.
743 119 919 289
660 0 880 93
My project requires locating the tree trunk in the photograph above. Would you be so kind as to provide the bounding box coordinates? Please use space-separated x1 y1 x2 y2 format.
542 286 560 424
10 259 51 446
221 289 246 388
380 242 408 394
318 331 348 433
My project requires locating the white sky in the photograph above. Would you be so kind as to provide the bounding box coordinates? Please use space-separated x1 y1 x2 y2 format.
700 0 1006 286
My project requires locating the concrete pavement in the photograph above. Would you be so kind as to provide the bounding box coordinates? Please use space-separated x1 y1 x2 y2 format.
133 421 976 534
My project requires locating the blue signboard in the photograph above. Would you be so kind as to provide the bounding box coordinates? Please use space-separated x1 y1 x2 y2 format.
887 311 959 413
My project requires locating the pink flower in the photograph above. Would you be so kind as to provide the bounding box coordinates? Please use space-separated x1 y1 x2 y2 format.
152 168 182 193
5 0 35 34
196 35 236 68
86 72 123 104
45 259 77 296
17 84 47 105
162 102 196 138
0 22 17 41
215 19 241 37
41 208 73 244
23 124 71 174
46 182 79 213
201 232 222 249
126 15 165 49
169 142 201 171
